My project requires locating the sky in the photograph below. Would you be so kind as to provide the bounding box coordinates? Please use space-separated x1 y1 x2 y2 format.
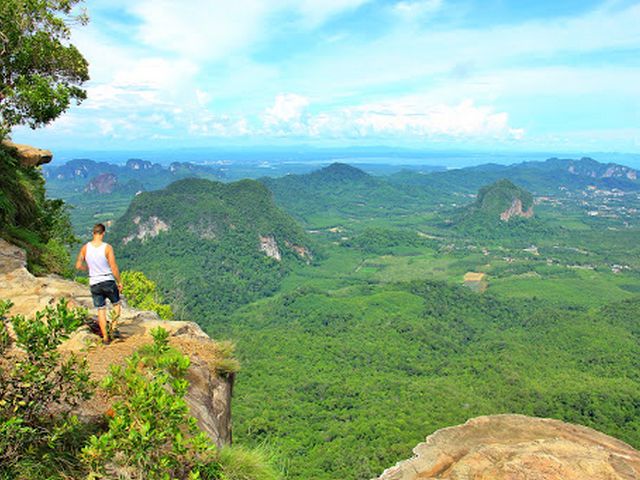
11 0 640 157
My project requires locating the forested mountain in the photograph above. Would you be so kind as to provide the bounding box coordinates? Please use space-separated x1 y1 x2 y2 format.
42 158 230 235
43 158 226 193
447 179 551 244
110 178 315 317
260 162 442 223
471 178 534 218
258 157 640 229
387 157 640 195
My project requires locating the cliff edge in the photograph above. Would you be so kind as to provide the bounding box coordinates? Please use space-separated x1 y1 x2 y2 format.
0 238 233 449
374 414 640 480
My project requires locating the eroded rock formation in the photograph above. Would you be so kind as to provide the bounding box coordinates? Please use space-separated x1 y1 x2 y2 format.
0 238 233 448
2 140 53 166
374 414 640 480
500 198 535 222
259 235 281 260
122 215 171 244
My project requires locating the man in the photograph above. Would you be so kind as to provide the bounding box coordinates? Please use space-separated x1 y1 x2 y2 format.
76 223 123 344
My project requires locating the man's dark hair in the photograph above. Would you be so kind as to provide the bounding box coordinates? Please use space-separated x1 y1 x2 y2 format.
93 223 106 235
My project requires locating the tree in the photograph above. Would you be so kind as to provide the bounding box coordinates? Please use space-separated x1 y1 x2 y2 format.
121 270 174 320
0 143 79 276
0 0 90 139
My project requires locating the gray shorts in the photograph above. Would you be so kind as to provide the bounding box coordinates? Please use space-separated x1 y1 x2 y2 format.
90 280 121 309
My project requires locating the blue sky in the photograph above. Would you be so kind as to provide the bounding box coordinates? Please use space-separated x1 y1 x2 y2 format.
11 0 640 155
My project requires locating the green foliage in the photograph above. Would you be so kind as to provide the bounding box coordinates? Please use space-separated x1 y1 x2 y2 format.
211 340 241 377
386 157 640 197
82 326 272 480
0 301 276 480
122 270 173 319
25 155 640 479
213 444 284 480
0 146 79 275
0 299 94 479
341 227 438 255
208 282 640 480
452 211 553 245
0 0 89 138
83 327 215 480
441 178 553 245
0 0 87 273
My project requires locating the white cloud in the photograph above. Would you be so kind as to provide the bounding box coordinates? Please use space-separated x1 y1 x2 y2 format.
196 90 212 106
258 94 523 141
130 0 270 61
393 0 443 20
291 0 374 28
264 93 310 132
187 113 252 137
114 58 199 91
98 119 115 136
280 1 640 104
339 98 523 139
126 0 375 63
12 0 640 153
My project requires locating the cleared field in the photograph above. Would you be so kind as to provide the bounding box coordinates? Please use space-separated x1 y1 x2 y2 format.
487 269 640 307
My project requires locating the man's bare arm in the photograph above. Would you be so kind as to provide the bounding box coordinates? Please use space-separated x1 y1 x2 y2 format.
105 245 122 290
75 245 88 271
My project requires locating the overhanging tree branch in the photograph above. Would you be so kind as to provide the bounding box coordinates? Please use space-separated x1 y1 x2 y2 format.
0 0 89 140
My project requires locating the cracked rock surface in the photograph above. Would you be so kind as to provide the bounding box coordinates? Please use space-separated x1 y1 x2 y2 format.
374 414 640 480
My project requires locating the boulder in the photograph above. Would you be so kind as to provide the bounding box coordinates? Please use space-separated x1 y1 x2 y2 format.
2 140 53 166
374 414 640 480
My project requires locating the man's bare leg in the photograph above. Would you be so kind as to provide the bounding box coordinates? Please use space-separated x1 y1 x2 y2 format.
111 303 121 329
98 308 109 342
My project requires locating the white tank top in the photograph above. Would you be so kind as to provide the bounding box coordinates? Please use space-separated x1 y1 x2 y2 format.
86 243 115 285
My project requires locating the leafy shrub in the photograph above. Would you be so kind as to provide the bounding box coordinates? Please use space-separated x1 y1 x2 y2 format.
82 327 215 480
121 270 173 319
0 299 94 479
83 327 275 480
0 301 274 480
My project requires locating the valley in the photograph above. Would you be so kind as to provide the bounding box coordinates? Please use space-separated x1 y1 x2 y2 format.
46 154 640 479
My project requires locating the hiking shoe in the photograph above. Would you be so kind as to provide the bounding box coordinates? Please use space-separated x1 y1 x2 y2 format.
102 339 111 346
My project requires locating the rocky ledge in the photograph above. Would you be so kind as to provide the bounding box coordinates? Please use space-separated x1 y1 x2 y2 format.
0 238 233 448
374 414 640 480
2 140 53 166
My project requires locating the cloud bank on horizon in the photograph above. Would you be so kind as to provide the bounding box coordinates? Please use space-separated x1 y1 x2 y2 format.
12 0 640 153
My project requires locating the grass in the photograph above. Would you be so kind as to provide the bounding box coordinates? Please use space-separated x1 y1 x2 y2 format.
213 444 284 480
365 254 461 283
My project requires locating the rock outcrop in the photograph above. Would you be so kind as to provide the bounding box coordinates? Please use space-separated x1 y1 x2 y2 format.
500 198 535 222
0 238 233 448
374 414 640 480
259 235 281 260
122 215 171 244
2 140 53 166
